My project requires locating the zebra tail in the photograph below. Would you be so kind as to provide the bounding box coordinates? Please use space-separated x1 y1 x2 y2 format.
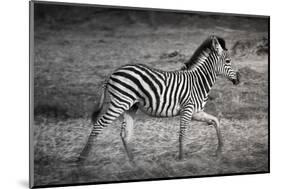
91 82 107 124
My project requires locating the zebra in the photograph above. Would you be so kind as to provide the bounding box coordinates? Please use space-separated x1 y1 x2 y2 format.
77 35 240 162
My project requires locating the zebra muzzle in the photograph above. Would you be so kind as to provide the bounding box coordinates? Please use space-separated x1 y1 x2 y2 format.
231 72 240 85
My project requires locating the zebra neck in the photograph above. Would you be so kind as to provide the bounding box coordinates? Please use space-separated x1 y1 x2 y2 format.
191 53 218 95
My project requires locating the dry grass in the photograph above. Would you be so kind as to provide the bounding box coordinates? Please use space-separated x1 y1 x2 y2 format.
32 9 268 186
33 116 268 185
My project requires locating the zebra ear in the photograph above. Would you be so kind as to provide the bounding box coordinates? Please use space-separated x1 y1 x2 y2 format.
211 36 223 55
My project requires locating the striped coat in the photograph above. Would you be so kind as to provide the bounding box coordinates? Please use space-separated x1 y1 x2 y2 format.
78 35 240 162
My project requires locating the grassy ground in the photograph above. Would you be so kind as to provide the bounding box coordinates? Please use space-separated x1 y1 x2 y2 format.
32 8 269 186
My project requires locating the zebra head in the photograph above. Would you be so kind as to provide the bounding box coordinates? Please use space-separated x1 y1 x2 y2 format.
211 36 240 85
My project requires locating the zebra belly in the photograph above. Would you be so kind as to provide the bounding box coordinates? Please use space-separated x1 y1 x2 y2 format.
137 101 180 117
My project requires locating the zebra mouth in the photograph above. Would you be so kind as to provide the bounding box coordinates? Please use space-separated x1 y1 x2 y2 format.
231 72 240 85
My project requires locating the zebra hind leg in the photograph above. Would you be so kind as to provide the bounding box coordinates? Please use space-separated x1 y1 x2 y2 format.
77 103 126 164
192 111 223 156
120 104 138 163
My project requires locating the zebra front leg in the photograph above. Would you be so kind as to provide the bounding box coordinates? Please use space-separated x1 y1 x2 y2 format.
120 107 137 163
192 111 223 156
179 105 194 160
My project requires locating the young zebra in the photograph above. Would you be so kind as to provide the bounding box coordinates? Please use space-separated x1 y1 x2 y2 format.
78 35 240 162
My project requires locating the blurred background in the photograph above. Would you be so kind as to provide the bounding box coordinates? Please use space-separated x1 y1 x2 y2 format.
32 2 268 187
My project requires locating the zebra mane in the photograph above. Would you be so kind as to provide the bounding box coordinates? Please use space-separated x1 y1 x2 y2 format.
182 36 227 70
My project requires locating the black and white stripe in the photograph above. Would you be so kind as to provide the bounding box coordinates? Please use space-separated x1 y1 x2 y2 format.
78 35 240 161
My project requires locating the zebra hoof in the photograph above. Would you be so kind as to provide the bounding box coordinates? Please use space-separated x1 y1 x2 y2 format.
215 148 222 157
178 155 184 161
76 156 87 164
128 159 136 166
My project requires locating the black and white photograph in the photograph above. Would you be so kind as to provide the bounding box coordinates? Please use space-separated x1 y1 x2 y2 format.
30 1 269 188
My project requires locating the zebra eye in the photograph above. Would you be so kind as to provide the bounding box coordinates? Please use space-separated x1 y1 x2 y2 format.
225 59 231 63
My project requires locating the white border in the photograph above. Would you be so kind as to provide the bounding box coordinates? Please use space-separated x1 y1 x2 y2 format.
1 0 279 189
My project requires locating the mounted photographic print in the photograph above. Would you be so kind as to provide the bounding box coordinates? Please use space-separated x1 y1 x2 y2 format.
29 0 270 188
